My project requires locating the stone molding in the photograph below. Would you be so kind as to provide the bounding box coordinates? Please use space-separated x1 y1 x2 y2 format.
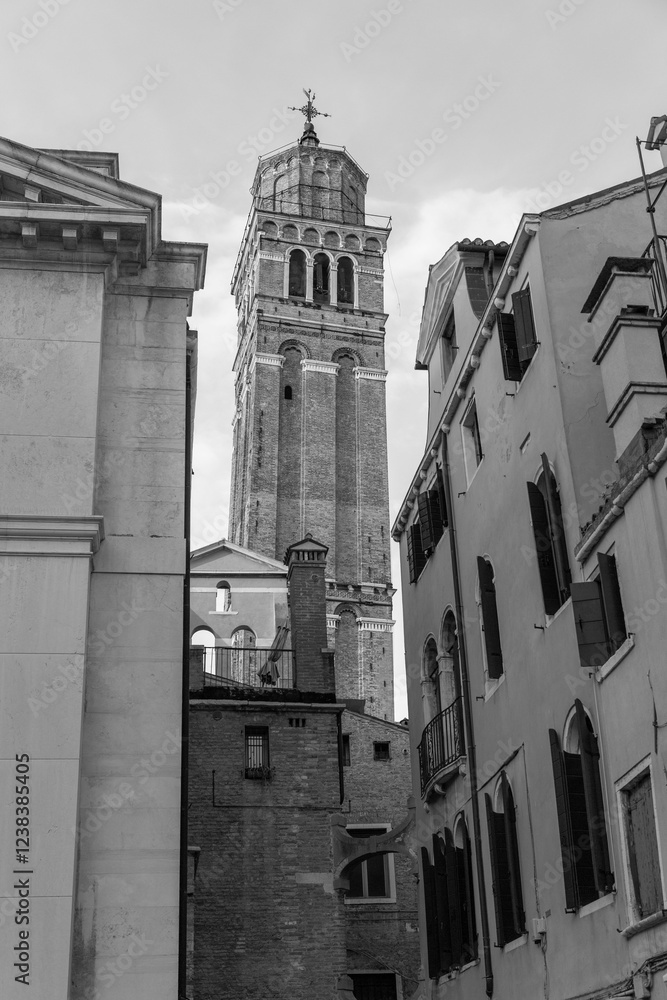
251 353 285 371
327 615 341 630
354 367 388 382
358 617 395 632
301 359 340 375
259 251 285 262
0 515 105 555
358 267 383 275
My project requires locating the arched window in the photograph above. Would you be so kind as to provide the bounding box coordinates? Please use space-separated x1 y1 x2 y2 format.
337 256 354 305
313 252 330 303
191 627 216 674
440 611 462 705
454 816 478 964
288 249 306 298
526 455 571 615
274 175 288 212
477 557 503 680
423 637 441 721
427 826 476 976
215 581 231 612
485 772 525 947
549 700 613 910
284 385 292 400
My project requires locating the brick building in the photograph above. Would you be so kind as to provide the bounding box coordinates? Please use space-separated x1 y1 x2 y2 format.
186 112 420 999
393 156 667 1000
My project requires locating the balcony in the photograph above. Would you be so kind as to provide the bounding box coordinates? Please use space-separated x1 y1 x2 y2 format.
195 646 296 690
417 696 465 797
642 235 667 318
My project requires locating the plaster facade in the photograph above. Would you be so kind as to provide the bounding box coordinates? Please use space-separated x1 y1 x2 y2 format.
393 169 667 1000
0 137 206 999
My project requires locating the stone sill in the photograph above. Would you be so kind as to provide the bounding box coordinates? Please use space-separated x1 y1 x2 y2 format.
620 909 667 939
595 635 635 681
437 958 480 983
578 893 615 918
503 933 528 953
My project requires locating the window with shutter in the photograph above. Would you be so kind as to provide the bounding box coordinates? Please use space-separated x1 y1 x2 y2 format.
574 701 613 896
486 774 525 947
436 467 449 529
526 458 571 615
418 489 445 552
497 312 523 381
477 557 503 680
461 399 483 483
621 768 663 921
407 522 427 583
511 287 538 368
432 835 453 974
539 454 571 604
571 553 626 667
597 552 626 652
455 816 478 964
422 847 441 979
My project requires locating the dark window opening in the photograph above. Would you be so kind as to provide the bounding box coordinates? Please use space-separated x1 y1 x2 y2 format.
338 256 354 305
571 551 626 667
346 828 391 899
418 479 446 553
407 521 427 583
485 773 525 947
423 825 477 979
462 400 483 475
284 385 293 400
478 557 503 680
549 702 613 912
497 286 538 382
374 742 390 761
342 734 351 766
245 726 269 779
349 972 397 1000
288 249 306 298
441 311 458 381
526 454 571 615
313 252 330 303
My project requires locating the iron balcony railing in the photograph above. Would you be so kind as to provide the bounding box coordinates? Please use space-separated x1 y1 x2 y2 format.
418 696 465 796
642 235 667 317
198 646 296 689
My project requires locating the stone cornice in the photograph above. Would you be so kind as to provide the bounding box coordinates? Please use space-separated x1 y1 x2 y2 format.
358 617 395 632
251 353 285 372
0 515 105 555
301 359 340 375
354 367 387 382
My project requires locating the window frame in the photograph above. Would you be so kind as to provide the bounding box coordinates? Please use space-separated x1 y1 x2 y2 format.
485 772 526 948
349 970 402 1000
244 725 270 780
373 741 391 761
461 397 483 486
476 556 504 683
344 824 396 905
616 759 665 926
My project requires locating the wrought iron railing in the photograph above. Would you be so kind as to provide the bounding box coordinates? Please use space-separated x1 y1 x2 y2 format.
641 235 667 317
417 697 465 796
196 646 296 689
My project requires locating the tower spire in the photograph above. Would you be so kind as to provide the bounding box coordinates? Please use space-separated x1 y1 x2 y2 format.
288 88 331 146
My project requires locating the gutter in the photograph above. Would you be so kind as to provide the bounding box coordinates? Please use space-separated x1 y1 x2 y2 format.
442 436 494 997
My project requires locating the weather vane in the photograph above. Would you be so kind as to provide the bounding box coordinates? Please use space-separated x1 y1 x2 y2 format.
289 89 331 124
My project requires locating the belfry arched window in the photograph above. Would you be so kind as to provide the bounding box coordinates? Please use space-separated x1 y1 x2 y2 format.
313 253 330 303
215 581 231 612
337 256 354 305
288 249 306 298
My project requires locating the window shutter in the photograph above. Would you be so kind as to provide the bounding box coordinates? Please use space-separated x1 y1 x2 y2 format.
429 491 444 547
575 700 613 894
570 582 608 668
526 482 561 615
432 835 452 974
413 524 427 579
421 847 441 979
512 288 537 367
485 793 506 948
540 454 571 601
459 823 478 961
418 492 434 551
407 528 416 583
549 729 579 911
597 552 626 652
501 772 525 936
444 830 463 967
497 313 523 381
436 468 449 529
477 557 503 679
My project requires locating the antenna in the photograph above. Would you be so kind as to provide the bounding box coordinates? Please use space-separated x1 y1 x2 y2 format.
636 117 667 310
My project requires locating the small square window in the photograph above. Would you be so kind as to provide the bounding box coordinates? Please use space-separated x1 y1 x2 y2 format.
342 734 351 767
461 398 483 483
373 742 390 761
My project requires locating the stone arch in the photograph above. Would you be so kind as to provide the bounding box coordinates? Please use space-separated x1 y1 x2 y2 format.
261 220 279 239
313 251 331 303
278 339 309 359
331 346 362 367
439 609 462 705
303 227 321 245
345 234 361 251
282 223 299 242
422 635 441 722
334 605 360 701
365 237 382 253
287 248 306 298
324 230 340 249
336 255 355 305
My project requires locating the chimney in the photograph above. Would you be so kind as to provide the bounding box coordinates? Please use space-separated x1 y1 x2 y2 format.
285 534 335 694
582 256 667 460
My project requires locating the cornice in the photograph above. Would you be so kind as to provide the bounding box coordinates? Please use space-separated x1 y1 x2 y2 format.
354 367 387 382
301 359 340 375
0 515 105 555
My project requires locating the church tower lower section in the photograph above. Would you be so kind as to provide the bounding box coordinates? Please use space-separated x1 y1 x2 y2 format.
229 121 395 720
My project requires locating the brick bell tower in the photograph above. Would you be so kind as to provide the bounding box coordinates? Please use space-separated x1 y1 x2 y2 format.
228 92 395 719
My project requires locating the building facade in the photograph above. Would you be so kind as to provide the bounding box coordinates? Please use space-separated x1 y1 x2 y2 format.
393 168 667 1000
0 137 206 999
227 118 394 720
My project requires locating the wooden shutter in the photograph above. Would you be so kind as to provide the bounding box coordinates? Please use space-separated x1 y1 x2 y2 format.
444 830 463 967
526 482 560 615
421 847 441 979
408 523 427 583
418 492 434 550
477 557 503 679
570 582 609 668
429 491 444 546
407 527 416 583
512 288 538 367
597 552 626 652
549 729 579 911
501 772 525 936
432 835 452 973
458 822 477 962
575 700 613 894
485 794 507 947
540 454 571 601
627 774 662 918
497 312 522 381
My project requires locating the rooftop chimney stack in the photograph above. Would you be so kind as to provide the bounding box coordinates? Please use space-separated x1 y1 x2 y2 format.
285 534 336 694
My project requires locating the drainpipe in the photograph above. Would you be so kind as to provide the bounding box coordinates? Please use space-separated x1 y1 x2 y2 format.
442 435 493 997
178 340 193 999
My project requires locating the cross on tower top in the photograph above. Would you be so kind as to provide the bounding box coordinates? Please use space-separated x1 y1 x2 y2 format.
289 89 331 146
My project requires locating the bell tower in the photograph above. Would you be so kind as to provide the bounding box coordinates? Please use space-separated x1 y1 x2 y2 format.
228 94 395 719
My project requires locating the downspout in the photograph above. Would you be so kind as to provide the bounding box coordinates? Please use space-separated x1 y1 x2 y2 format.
442 435 493 997
178 339 193 999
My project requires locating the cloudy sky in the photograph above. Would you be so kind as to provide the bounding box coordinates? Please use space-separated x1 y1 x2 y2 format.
3 0 665 717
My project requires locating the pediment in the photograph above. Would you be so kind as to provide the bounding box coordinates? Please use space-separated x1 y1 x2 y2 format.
416 245 462 366
191 538 287 577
